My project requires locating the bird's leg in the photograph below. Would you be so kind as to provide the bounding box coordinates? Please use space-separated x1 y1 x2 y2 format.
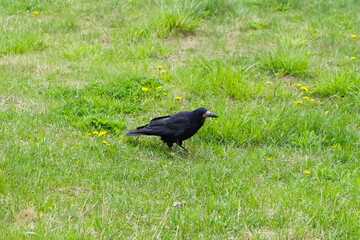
177 141 188 152
167 142 175 152
179 145 188 152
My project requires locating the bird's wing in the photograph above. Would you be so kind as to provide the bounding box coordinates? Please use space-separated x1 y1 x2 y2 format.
144 115 190 136
150 115 171 123
126 114 191 137
163 116 191 137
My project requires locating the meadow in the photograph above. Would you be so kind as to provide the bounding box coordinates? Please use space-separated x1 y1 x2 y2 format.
1 0 360 238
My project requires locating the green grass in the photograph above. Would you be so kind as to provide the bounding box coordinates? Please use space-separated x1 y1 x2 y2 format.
260 45 312 76
153 0 205 36
1 0 360 238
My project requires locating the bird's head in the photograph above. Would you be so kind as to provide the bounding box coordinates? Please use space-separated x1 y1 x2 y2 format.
194 108 219 118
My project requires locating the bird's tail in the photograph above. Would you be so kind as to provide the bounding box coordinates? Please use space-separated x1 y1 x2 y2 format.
125 126 153 137
125 129 144 137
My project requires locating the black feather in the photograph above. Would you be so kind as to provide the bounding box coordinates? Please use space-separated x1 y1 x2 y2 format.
125 108 218 150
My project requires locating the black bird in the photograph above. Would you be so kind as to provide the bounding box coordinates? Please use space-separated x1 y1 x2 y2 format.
125 108 218 151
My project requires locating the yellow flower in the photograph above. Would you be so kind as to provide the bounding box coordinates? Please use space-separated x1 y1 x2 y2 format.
324 110 329 114
275 73 278 76
224 168 227 171
98 131 106 136
157 86 162 89
175 96 182 100
296 83 302 88
351 35 357 38
142 87 149 92
266 158 271 161
301 86 309 92
106 143 110 147
293 100 302 104
152 74 156 77
161 70 166 73
32 11 38 15
157 65 162 69
266 81 272 85
93 131 99 135
163 92 167 96
310 98 314 102
102 140 108 144
87 133 91 136
304 170 310 174
216 51 220 54
303 96 309 100
351 57 356 60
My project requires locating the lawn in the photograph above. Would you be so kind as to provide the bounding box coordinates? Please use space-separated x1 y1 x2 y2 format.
1 0 360 238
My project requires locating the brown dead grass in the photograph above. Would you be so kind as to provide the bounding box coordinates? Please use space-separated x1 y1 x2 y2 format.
0 95 44 113
15 206 38 229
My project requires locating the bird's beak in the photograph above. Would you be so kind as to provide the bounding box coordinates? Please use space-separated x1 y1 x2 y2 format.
203 111 218 118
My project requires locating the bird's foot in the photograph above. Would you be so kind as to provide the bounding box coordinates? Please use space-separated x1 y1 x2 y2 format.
179 145 189 153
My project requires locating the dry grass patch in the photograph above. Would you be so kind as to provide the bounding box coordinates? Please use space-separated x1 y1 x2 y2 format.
15 206 38 229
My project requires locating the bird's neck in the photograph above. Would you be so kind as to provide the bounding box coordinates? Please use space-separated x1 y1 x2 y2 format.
197 117 206 127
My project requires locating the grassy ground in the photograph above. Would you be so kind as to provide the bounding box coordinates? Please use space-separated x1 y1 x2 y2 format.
1 0 360 238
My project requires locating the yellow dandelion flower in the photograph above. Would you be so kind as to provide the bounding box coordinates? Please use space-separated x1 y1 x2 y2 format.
310 98 314 102
152 74 156 77
106 143 110 147
157 65 163 69
93 131 99 135
98 131 106 136
303 96 309 100
325 110 329 114
266 81 272 85
351 57 356 60
224 168 227 171
161 70 166 73
175 96 182 100
157 86 162 89
266 158 271 161
32 11 38 15
142 87 149 92
296 83 302 88
163 92 167 96
304 170 310 174
301 86 309 92
351 35 357 38
87 133 91 136
293 100 302 104
216 51 220 54
275 73 278 76
102 140 108 144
